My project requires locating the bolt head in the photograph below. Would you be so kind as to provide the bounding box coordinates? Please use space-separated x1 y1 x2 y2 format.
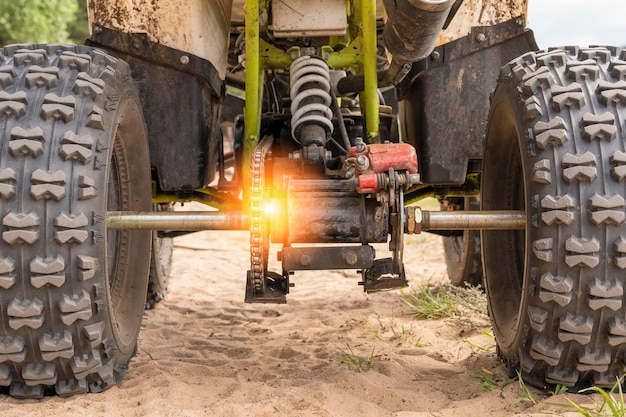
344 251 358 266
356 155 370 171
299 254 311 266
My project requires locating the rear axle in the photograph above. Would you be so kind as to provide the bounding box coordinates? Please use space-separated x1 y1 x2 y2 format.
106 209 525 232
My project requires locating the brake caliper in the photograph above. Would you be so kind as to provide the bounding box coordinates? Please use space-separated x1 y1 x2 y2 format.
348 139 420 292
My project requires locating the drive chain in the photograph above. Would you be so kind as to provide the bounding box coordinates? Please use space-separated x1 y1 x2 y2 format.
250 136 274 293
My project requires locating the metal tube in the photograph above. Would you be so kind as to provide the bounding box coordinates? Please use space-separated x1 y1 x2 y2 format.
106 210 525 232
361 0 379 140
107 211 249 230
382 0 456 63
243 0 263 208
422 210 525 230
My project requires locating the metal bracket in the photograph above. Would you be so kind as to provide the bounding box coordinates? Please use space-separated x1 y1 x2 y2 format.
359 258 408 293
281 245 376 271
245 271 288 304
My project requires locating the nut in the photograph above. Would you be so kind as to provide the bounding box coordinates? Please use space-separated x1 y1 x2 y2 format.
356 155 370 172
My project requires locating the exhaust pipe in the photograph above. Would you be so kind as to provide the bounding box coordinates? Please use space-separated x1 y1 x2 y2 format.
336 0 455 95
382 0 456 64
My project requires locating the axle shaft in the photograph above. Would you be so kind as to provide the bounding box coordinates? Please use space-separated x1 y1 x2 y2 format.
106 211 249 230
421 210 525 231
106 210 525 231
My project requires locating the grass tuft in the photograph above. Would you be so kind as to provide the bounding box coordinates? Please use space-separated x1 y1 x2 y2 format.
472 369 499 391
401 284 488 320
511 370 537 406
401 286 457 319
560 375 626 417
336 344 375 373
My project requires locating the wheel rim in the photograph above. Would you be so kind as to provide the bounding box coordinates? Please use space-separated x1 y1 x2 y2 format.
481 99 528 350
107 146 122 291
105 121 145 349
443 197 482 287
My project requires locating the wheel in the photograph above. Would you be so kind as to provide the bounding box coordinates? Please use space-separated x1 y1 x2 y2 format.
0 44 151 397
442 197 482 287
146 203 174 309
482 46 626 390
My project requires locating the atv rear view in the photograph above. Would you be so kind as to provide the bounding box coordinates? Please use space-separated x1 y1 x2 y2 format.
0 0 623 398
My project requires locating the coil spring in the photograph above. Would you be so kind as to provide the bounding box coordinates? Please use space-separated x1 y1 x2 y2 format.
289 56 334 142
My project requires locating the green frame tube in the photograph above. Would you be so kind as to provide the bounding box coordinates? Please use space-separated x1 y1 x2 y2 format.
242 0 380 202
243 0 264 204
360 0 379 141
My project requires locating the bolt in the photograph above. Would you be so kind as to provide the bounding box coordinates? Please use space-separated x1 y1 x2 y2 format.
356 155 370 172
408 174 421 186
344 251 358 266
413 207 423 234
354 137 366 153
299 254 311 266
180 55 190 65
475 33 487 43
374 206 383 221
431 51 440 60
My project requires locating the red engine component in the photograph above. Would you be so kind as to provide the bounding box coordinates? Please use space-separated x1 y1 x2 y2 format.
349 143 419 193
350 143 418 173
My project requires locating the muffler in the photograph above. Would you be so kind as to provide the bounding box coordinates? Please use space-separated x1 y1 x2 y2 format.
336 0 456 94
382 0 456 64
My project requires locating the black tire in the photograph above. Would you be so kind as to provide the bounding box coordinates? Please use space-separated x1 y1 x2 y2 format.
0 44 151 397
482 46 626 390
442 197 483 287
146 203 174 309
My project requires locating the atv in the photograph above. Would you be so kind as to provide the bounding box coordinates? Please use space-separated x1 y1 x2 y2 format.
0 0 623 397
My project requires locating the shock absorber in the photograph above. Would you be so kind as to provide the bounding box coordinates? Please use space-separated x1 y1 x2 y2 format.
289 56 334 147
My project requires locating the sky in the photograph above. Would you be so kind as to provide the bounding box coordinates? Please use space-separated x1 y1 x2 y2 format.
527 0 626 48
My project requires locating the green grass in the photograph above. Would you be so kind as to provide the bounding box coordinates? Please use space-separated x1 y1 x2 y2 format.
464 330 496 352
401 284 488 320
513 373 626 416
336 344 375 373
472 369 500 391
511 370 538 406
552 383 568 396
401 286 457 319
558 376 626 417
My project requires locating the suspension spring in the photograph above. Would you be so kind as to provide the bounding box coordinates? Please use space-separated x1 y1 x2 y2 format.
289 56 334 145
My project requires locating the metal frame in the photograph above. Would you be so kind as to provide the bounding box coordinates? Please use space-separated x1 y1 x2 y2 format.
243 0 380 194
100 0 529 236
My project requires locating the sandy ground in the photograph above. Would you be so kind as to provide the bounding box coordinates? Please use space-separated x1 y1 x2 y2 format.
0 208 606 416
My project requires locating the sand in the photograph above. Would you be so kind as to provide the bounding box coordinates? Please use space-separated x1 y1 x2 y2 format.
0 210 600 416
